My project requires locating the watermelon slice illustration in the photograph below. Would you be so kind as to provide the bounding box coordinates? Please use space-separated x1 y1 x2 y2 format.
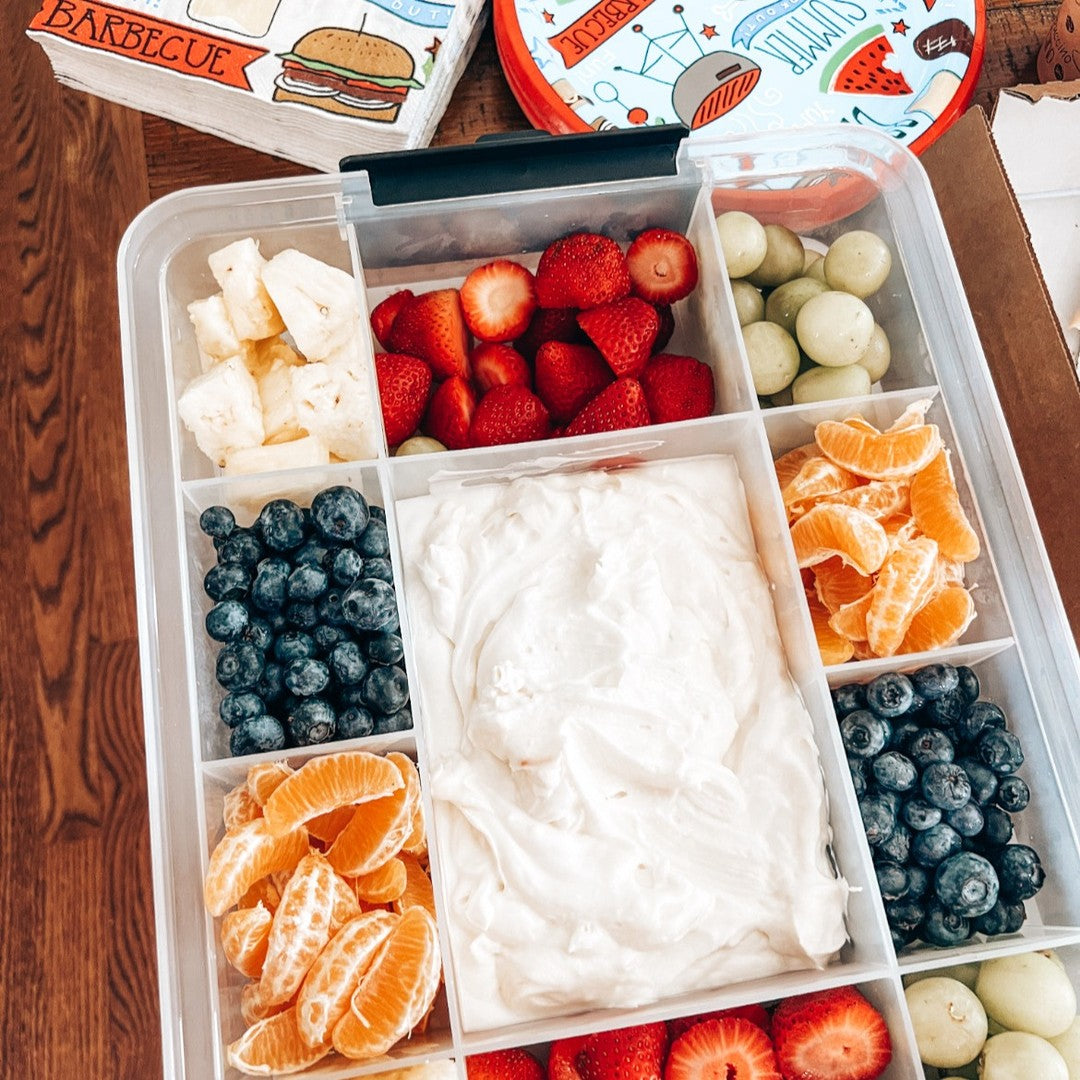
820 24 913 95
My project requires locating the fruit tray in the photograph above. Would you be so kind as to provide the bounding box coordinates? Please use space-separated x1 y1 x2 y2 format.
117 125 1080 1080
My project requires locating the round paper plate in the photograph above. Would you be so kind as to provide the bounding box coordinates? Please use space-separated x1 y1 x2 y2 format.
494 0 985 154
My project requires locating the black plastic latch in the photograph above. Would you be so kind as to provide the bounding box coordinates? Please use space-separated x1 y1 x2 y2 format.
339 124 689 206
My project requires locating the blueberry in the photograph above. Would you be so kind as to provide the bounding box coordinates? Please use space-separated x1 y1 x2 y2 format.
995 844 1045 902
840 710 891 759
956 666 980 704
976 729 1024 775
908 728 955 768
317 589 349 628
256 499 306 552
336 683 369 709
921 900 972 947
878 823 911 865
848 759 868 800
357 518 390 558
973 900 1026 936
286 602 319 630
876 862 909 902
981 806 1015 848
361 665 410 714
331 547 364 587
903 798 942 831
911 663 960 701
255 661 284 704
369 504 386 523
251 557 290 612
945 802 985 838
337 706 375 740
906 865 930 899
905 690 927 717
230 714 286 757
362 558 395 585
219 691 265 728
886 896 926 932
287 699 337 746
264 610 288 634
995 776 1030 813
934 852 999 917
288 564 329 602
865 673 915 718
374 707 413 735
216 641 264 691
285 657 330 697
922 763 972 811
343 579 399 633
330 641 369 686
926 691 966 731
274 631 317 664
311 486 370 543
294 538 331 568
912 823 962 867
873 751 919 794
890 721 922 752
204 562 250 602
956 757 998 806
312 624 350 654
956 701 1007 744
891 926 917 951
859 795 897 846
366 632 405 666
832 683 866 717
244 617 275 653
199 505 235 539
219 528 263 568
205 599 249 642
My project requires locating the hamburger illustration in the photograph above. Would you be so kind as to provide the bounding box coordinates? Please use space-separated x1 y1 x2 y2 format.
274 26 423 123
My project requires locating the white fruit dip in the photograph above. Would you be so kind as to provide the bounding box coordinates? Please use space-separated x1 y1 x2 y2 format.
396 454 848 1032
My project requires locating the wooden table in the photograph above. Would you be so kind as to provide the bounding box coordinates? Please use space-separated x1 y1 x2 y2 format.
1 0 1075 1074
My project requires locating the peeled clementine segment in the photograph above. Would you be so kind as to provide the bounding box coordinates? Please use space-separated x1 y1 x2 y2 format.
900 584 976 654
827 479 910 521
829 590 874 643
815 417 942 480
782 456 861 518
845 415 880 434
790 503 889 576
910 448 981 562
332 906 441 1060
883 515 919 552
401 789 427 858
221 901 274 979
204 818 308 918
295 910 398 1049
247 761 294 806
224 783 263 832
237 876 282 914
813 557 874 614
394 852 437 920
306 805 356 845
866 537 940 658
329 872 364 933
773 443 821 489
240 983 295 1027
227 1006 330 1075
885 397 934 432
939 555 966 586
806 591 855 665
263 752 403 838
351 857 408 904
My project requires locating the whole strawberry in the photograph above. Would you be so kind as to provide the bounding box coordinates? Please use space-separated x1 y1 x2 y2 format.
640 353 715 424
388 288 471 379
565 377 650 437
369 288 413 347
375 352 433 447
468 1049 545 1080
469 384 551 446
515 306 587 361
557 1022 669 1080
535 341 613 425
535 232 631 310
577 297 659 378
424 374 476 451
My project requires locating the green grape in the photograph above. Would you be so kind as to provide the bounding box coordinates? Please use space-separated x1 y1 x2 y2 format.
976 952 1077 1039
906 977 988 1069
856 324 892 383
805 252 829 284
904 964 981 992
795 290 875 367
730 279 765 326
741 320 800 396
824 229 893 297
715 211 768 278
980 1032 1069 1079
803 248 824 275
746 224 805 288
1049 1016 1080 1077
791 363 871 404
764 276 828 336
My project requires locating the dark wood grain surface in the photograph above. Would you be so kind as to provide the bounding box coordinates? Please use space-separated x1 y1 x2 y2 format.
2 0 1076 1075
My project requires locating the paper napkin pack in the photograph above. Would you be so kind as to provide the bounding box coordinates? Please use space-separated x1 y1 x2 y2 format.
27 0 488 170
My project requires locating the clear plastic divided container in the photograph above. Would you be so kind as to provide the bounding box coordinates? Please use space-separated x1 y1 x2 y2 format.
117 124 1080 1080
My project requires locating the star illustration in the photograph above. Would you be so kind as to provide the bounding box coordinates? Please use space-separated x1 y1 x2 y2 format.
425 37 442 57
542 8 555 22
892 18 909 33
701 23 718 38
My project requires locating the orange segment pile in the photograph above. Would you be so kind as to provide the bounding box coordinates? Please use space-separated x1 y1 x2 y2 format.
776 402 980 663
202 750 441 1076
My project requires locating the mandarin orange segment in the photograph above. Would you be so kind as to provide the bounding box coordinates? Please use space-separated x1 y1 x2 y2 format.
827 479 910 521
910 448 981 563
401 791 427 858
332 906 441 1061
899 585 977 654
773 442 821 489
263 751 403 838
782 456 861 518
790 503 889 576
828 589 874 643
885 397 933 432
306 805 356 845
204 818 309 918
394 852 437 921
221 901 274 979
815 417 942 480
227 1006 330 1075
224 783 263 832
240 982 294 1027
329 872 364 933
813 557 873 614
844 415 880 434
237 876 282 913
247 761 294 806
295 910 398 1049
865 537 940 658
806 592 855 666
351 857 408 904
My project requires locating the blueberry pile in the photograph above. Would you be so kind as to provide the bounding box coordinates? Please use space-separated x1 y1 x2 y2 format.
834 663 1045 951
198 486 412 757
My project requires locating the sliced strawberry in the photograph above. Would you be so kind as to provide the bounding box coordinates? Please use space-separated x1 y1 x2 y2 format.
515 307 587 362
565 377 650 437
374 352 433 447
627 228 699 304
640 353 715 424
535 232 631 310
669 1004 772 1040
467 1049 546 1080
424 374 476 450
652 304 675 354
472 342 531 393
468 384 551 447
460 259 538 342
771 988 892 1080
388 288 471 379
577 297 659 378
369 288 414 347
534 341 614 425
548 1035 590 1080
664 1019 781 1080
576 1023 669 1080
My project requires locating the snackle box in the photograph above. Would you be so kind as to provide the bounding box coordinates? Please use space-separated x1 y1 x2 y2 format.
118 124 1080 1079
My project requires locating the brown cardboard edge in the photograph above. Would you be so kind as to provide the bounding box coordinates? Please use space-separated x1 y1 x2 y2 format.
921 107 1080 640
994 79 1080 107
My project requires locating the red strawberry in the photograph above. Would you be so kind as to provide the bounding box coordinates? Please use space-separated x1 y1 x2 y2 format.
548 1036 590 1080
576 1023 669 1080
664 1019 781 1080
388 288 471 379
534 341 614 425
577 297 659 378
424 374 476 450
652 304 675 353
369 288 413 347
374 352 432 447
472 342 531 393
565 377 650 436
669 1004 773 1040
468 1049 546 1080
640 353 715 424
535 232 631 310
460 259 538 342
771 988 892 1080
627 228 699 304
468 384 551 447
515 307 587 362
